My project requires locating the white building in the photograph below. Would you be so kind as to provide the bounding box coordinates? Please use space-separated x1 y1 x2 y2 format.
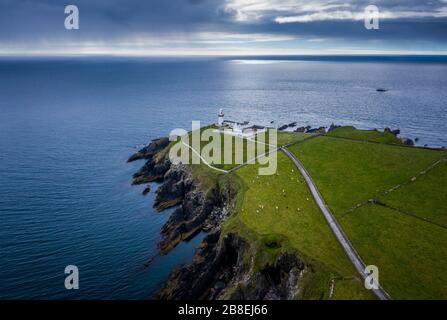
217 109 224 126
215 109 266 138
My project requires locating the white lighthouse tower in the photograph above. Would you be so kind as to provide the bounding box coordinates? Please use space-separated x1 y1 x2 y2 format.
217 108 224 127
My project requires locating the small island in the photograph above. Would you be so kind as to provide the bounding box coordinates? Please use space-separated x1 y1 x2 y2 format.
129 121 447 300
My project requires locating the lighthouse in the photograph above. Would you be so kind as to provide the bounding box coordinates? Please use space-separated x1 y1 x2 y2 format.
217 108 224 126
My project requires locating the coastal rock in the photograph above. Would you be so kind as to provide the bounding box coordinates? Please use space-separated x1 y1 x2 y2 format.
132 154 170 185
278 125 288 131
294 126 306 133
156 231 307 300
402 138 415 146
384 127 400 136
157 167 233 254
327 123 341 133
131 136 234 256
156 232 248 300
127 137 169 162
155 230 225 299
142 186 151 195
227 253 306 300
306 126 326 134
154 164 192 212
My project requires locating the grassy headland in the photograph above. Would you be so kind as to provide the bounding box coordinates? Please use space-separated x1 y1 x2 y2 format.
154 125 446 299
180 129 374 299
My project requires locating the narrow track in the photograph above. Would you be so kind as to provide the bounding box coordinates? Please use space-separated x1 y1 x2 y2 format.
281 146 391 300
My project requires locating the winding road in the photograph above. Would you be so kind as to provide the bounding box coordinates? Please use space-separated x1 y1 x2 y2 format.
281 146 391 300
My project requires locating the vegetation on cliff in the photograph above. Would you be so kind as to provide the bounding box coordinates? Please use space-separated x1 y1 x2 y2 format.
130 126 446 300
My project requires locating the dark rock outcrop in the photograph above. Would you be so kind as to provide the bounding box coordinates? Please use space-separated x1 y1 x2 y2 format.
132 154 170 185
156 232 307 300
154 164 192 212
279 122 298 131
306 126 326 134
384 127 400 136
129 138 171 185
233 253 305 300
127 137 169 162
157 166 233 254
327 123 340 133
142 186 151 195
402 138 415 146
130 139 234 255
294 126 306 133
155 230 233 300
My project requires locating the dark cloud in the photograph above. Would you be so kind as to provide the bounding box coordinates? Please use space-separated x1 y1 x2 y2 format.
0 0 446 52
0 0 228 41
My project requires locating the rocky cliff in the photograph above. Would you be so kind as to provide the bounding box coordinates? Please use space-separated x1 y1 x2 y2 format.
129 139 231 255
156 230 308 300
129 138 308 300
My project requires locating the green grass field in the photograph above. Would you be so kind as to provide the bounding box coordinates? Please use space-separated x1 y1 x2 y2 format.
288 136 445 216
168 126 446 299
326 126 403 145
222 152 374 299
379 161 447 228
173 127 279 172
172 129 308 178
175 129 373 299
275 131 312 146
341 203 447 299
288 129 447 299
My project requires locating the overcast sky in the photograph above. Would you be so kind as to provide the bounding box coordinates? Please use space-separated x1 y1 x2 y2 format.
1 0 447 55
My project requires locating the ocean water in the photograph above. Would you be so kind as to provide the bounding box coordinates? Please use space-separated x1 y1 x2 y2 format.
0 56 446 299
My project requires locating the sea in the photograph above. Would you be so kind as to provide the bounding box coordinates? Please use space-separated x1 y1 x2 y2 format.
0 56 446 299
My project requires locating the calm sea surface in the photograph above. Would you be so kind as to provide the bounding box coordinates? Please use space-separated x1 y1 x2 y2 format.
1 57 446 299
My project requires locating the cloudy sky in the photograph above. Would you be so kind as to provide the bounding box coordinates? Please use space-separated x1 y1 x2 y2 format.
1 0 447 55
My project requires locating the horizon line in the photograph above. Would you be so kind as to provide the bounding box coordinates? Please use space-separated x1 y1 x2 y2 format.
2 52 447 59
1 47 447 58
